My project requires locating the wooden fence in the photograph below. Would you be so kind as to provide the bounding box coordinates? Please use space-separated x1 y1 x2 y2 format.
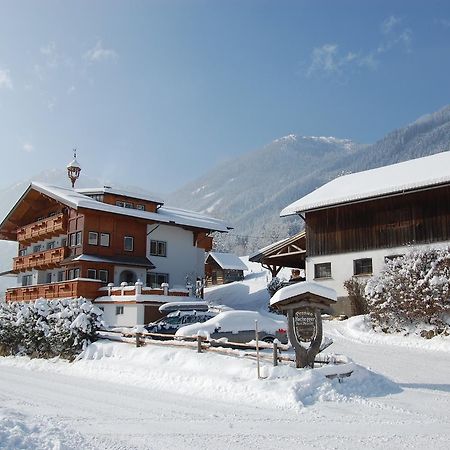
98 329 337 368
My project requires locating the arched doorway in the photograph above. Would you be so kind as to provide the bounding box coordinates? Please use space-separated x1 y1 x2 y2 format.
119 270 137 285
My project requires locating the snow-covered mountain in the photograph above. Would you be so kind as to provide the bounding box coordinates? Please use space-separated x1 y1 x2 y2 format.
166 134 366 253
1 104 450 280
167 105 450 254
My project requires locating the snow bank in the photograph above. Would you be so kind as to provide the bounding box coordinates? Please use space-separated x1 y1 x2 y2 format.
0 340 401 412
326 315 450 353
204 256 273 311
0 407 90 450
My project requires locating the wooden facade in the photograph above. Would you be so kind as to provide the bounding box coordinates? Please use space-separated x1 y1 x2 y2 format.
306 185 450 257
6 279 103 302
204 256 245 286
17 212 67 244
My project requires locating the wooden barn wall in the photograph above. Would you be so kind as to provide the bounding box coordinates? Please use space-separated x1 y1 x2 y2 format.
306 186 450 257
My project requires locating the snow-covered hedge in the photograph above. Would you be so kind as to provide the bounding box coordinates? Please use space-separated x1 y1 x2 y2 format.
0 298 103 359
365 247 450 337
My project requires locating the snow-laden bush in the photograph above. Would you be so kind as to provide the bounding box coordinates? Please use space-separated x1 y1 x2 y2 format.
365 247 450 337
267 277 283 297
0 298 104 359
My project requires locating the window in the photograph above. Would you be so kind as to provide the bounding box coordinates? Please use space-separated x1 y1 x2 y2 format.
22 274 33 286
89 194 104 202
87 269 97 279
88 232 98 245
19 248 27 257
57 271 65 282
116 306 124 315
46 241 56 250
33 244 42 253
116 201 125 208
314 262 332 279
69 232 82 247
46 273 52 283
124 236 134 251
124 202 133 209
136 204 145 211
150 240 167 257
61 238 67 247
354 258 373 276
68 268 80 279
98 270 108 282
147 272 169 288
100 233 110 247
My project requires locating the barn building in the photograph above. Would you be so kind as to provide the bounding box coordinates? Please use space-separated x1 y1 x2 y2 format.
280 151 450 315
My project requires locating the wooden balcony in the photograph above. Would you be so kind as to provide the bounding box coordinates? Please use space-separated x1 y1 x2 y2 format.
197 235 213 251
13 246 70 272
6 279 104 302
17 213 67 244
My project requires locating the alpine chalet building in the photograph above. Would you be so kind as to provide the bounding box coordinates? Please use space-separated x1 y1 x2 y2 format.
0 178 230 325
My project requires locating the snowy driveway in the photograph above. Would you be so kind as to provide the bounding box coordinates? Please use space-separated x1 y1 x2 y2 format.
1 319 450 450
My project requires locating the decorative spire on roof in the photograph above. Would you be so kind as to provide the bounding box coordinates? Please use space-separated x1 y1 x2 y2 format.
67 149 81 188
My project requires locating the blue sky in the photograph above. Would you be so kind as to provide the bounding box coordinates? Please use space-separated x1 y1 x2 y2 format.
1 0 450 193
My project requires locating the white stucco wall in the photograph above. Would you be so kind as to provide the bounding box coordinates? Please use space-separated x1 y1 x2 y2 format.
113 266 147 286
306 240 450 298
99 303 141 327
146 224 205 289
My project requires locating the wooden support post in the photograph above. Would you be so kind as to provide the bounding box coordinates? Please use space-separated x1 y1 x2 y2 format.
197 335 203 353
273 341 278 367
255 320 261 379
135 332 142 348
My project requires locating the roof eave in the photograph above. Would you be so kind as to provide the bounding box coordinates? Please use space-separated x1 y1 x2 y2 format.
281 180 450 216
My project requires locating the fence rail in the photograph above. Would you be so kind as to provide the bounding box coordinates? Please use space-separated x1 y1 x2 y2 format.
97 329 341 369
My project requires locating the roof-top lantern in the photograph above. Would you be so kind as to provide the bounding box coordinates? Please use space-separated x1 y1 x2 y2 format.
67 149 81 188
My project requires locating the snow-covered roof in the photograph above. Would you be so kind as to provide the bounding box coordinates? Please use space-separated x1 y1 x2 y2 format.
270 281 337 306
77 186 164 205
207 252 248 271
281 151 450 216
72 254 155 268
66 158 81 169
249 231 306 262
29 182 231 232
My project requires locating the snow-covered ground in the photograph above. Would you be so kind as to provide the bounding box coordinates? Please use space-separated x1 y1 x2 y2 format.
1 260 449 449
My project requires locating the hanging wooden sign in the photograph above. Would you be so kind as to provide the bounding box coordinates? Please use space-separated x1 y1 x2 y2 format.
293 309 316 343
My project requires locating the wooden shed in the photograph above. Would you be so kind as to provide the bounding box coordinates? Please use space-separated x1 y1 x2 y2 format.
205 252 248 286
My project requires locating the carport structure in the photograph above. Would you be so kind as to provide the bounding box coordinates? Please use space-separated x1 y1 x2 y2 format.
249 231 306 278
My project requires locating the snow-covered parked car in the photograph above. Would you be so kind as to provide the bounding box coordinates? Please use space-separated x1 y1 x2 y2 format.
175 310 288 344
145 310 218 336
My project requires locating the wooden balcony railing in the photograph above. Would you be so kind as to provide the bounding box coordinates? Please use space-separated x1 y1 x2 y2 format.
13 246 70 272
17 213 67 244
6 279 104 302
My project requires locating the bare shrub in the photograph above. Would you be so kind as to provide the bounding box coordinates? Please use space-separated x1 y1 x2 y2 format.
344 277 369 315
